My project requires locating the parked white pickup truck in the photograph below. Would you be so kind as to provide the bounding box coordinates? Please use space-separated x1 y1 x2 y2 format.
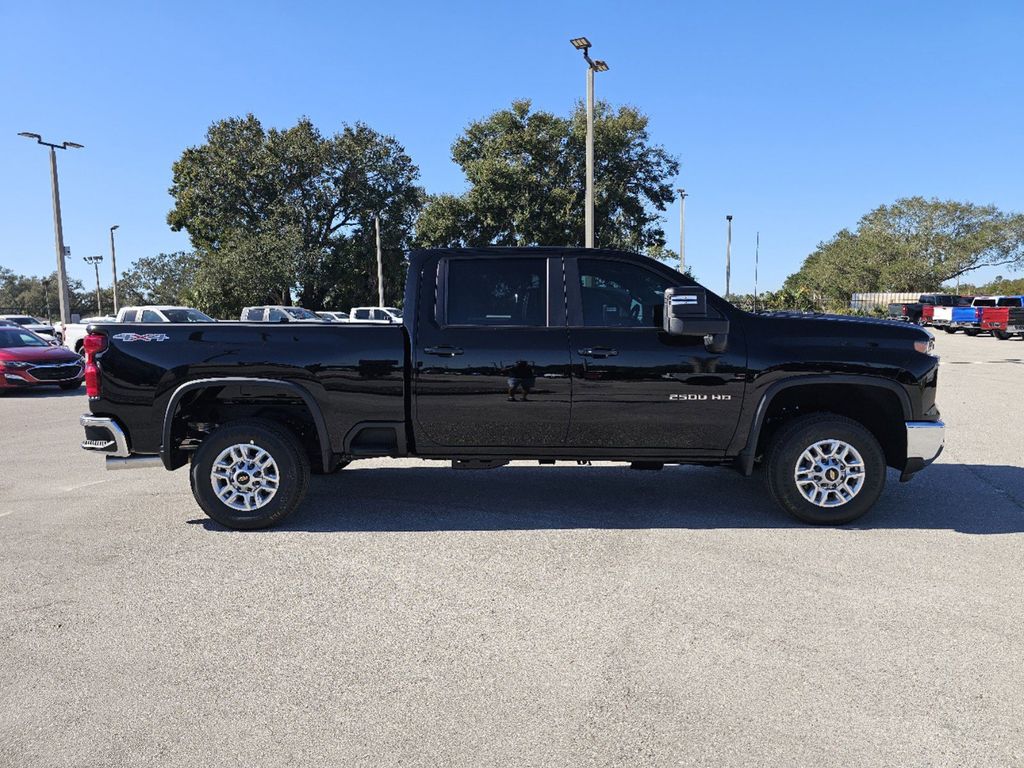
59 306 213 352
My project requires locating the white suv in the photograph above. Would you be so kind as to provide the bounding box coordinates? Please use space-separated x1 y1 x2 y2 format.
350 307 403 324
241 306 324 323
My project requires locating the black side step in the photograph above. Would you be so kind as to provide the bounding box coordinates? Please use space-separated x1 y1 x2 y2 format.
451 459 509 470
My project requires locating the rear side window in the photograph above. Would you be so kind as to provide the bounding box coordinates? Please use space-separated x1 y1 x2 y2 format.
244 308 263 321
121 310 137 322
997 297 1022 307
974 299 996 307
446 259 546 326
140 310 162 322
353 309 370 320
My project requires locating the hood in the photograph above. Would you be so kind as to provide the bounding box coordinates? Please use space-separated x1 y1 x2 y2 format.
0 345 82 363
751 311 933 347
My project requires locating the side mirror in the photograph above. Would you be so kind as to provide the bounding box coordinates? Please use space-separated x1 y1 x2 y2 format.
663 286 730 352
48 338 61 347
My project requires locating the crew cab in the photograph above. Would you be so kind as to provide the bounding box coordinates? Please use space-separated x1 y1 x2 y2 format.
887 294 962 324
78 248 944 530
979 296 1024 340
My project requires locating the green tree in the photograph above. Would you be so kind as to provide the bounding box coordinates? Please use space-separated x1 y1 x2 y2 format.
168 115 424 317
785 198 1024 305
118 251 199 307
415 100 679 251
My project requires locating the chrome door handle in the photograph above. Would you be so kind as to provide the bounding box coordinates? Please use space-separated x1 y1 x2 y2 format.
578 347 618 359
424 346 464 357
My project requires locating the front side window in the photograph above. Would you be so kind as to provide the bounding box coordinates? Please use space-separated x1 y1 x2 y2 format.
577 259 674 328
163 308 213 322
446 259 546 326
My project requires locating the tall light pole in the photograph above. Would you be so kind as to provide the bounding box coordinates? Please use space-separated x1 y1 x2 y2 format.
725 215 733 299
18 132 83 325
571 37 609 249
374 216 384 307
109 225 120 314
84 255 103 315
676 188 688 273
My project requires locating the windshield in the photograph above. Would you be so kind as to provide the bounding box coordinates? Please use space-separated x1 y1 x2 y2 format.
162 309 214 322
0 328 48 348
384 307 403 318
285 307 319 320
7 316 40 325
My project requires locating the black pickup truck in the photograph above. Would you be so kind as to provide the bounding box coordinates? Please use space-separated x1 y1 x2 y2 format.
887 294 963 324
79 247 944 529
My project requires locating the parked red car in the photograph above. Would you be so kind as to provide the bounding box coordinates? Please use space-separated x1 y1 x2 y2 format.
0 325 84 393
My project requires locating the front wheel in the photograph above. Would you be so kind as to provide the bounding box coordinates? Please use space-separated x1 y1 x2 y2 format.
994 330 1012 340
765 414 886 525
943 326 956 334
190 419 310 529
964 328 980 337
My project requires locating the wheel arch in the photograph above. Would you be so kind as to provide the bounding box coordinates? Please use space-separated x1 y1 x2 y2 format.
161 377 332 472
738 375 911 475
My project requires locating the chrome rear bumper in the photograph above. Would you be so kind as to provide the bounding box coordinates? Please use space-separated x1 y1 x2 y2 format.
80 414 129 457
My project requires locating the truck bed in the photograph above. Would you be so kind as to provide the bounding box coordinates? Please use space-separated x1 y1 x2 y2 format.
87 322 408 457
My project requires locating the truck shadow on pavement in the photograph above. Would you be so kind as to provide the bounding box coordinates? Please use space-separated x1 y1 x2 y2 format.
193 461 1024 534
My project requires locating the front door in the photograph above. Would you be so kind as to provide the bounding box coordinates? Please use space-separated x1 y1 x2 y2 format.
413 255 572 450
565 256 746 453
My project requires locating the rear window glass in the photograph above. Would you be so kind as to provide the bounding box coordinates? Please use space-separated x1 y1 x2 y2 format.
446 259 546 326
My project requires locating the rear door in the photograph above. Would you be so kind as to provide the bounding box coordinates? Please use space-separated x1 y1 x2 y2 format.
412 254 571 450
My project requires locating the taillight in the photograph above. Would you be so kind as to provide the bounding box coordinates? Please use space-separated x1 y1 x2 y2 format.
83 333 108 398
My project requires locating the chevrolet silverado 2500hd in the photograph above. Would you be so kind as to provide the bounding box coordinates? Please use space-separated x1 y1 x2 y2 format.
79 248 944 529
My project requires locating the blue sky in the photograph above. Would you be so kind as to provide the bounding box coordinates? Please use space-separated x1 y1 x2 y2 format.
2 0 1022 296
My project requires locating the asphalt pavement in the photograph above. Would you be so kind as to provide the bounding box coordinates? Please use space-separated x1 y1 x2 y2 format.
1 331 1022 767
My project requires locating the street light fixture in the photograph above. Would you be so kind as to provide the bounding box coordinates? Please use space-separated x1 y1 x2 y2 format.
18 131 84 325
84 255 103 315
109 225 120 314
570 37 610 249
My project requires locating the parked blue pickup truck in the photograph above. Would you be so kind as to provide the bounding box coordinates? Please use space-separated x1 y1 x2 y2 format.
946 297 998 335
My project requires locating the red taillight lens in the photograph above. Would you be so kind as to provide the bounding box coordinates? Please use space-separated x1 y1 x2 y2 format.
83 333 108 398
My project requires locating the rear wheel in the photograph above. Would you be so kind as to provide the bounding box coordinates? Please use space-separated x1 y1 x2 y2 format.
965 328 980 337
994 330 1012 340
943 326 956 334
190 419 310 529
765 414 886 525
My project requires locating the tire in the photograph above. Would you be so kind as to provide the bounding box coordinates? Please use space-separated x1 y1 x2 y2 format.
190 418 310 530
58 379 83 391
765 413 886 525
943 326 956 334
964 328 980 337
994 330 1012 340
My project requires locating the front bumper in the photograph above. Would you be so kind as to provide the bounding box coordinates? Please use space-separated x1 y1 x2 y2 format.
900 420 945 481
2 361 83 388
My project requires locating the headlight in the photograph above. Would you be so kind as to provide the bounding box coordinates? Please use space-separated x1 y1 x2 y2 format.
0 360 32 370
914 339 935 356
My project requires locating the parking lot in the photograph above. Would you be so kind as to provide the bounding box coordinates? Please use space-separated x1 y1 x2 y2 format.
1 331 1022 767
